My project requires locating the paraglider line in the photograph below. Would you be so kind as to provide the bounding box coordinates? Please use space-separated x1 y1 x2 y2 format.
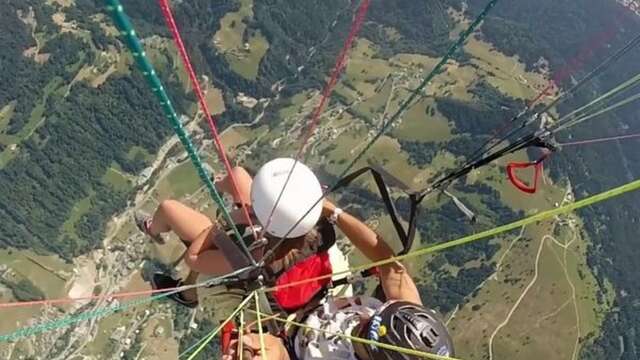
559 132 640 146
158 0 260 253
258 0 371 240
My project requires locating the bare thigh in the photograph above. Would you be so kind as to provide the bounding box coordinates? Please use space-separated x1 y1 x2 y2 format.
157 200 213 243
217 166 253 205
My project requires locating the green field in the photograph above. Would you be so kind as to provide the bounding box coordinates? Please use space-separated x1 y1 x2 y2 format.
392 99 453 142
0 249 71 300
157 162 202 199
102 164 132 192
0 101 17 133
59 191 95 242
126 145 154 163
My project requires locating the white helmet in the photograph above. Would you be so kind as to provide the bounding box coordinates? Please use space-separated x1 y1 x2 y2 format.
251 158 323 238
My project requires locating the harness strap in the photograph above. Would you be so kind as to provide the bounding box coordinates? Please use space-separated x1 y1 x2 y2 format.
332 165 420 256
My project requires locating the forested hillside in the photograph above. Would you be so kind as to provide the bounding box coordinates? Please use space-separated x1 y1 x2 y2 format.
460 0 640 357
0 0 193 258
1 0 639 358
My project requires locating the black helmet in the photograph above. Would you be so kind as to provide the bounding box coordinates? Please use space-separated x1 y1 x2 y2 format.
363 301 454 360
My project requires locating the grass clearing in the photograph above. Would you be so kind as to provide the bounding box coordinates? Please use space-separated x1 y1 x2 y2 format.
489 238 575 360
157 161 202 199
352 78 392 121
126 145 153 163
228 33 269 80
83 311 127 356
344 39 393 98
205 86 226 115
464 37 550 102
101 165 132 192
0 296 42 337
0 77 64 167
59 191 95 242
0 101 17 134
138 315 179 359
0 249 71 301
392 98 453 142
22 77 63 139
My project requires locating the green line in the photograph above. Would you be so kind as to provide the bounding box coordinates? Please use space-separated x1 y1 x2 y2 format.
254 292 268 360
352 177 640 274
265 176 640 292
556 71 640 126
103 0 249 256
336 0 499 180
0 292 172 342
184 291 255 359
558 91 640 131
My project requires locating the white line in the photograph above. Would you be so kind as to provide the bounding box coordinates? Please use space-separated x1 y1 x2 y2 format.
488 232 547 360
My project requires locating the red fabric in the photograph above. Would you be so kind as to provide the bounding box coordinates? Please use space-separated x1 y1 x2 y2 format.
506 161 544 194
506 150 551 194
221 321 235 354
272 252 333 311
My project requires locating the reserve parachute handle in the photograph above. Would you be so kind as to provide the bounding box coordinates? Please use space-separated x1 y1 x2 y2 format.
506 149 552 194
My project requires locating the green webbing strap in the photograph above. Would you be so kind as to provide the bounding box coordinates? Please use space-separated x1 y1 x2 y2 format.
335 0 499 180
104 0 250 257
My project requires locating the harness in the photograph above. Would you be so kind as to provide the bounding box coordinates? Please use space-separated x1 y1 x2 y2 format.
215 164 426 355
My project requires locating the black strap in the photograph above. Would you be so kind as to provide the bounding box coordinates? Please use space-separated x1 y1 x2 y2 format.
421 133 555 197
331 165 421 256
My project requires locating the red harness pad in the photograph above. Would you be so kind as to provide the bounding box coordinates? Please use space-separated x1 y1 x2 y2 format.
272 251 333 311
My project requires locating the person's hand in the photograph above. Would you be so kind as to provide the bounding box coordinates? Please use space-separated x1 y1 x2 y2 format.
322 199 337 218
222 333 289 360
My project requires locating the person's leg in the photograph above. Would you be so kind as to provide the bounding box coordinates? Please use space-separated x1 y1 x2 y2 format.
216 166 253 206
144 200 223 304
148 200 213 241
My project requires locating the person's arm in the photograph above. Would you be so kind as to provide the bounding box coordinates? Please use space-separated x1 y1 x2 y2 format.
323 200 422 305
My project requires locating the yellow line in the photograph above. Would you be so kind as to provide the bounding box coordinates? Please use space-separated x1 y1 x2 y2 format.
254 292 268 360
185 291 255 360
265 178 640 292
248 308 460 360
239 309 245 360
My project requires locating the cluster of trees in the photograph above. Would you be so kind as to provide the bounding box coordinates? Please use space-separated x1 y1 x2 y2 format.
419 263 494 313
398 139 440 167
436 81 523 136
1 278 45 301
361 0 454 58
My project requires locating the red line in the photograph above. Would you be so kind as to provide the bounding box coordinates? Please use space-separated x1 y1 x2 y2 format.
158 0 257 240
256 0 371 237
560 132 640 146
295 0 371 159
0 286 185 309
